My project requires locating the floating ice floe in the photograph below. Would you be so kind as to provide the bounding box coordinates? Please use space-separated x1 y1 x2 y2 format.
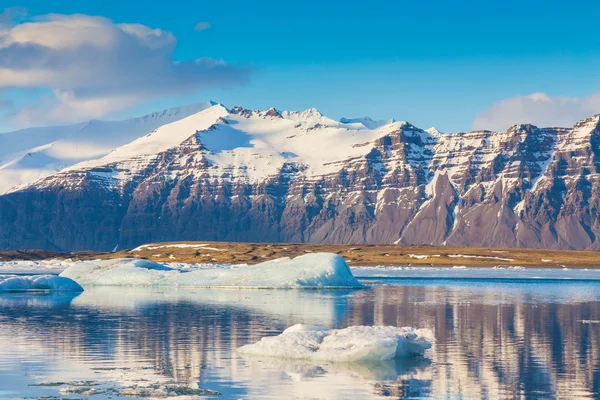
0 275 83 292
237 324 433 362
60 253 362 289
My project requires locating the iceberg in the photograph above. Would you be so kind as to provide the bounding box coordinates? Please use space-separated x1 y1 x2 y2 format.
59 253 363 289
237 324 434 362
0 275 83 292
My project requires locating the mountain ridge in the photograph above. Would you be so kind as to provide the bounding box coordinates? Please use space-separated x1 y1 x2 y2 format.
1 103 599 251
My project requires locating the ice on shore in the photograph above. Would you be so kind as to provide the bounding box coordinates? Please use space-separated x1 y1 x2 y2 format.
237 324 433 362
60 253 362 289
0 275 83 292
0 259 72 274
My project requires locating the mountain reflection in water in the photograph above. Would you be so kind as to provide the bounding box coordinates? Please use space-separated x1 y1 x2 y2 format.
0 280 600 399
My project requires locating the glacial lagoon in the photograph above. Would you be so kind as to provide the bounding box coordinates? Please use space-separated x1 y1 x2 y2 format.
2 276 600 399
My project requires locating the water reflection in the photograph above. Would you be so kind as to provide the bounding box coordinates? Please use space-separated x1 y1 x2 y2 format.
0 282 599 399
238 356 432 399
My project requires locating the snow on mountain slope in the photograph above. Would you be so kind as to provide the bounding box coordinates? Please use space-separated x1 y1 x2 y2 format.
72 103 230 170
203 107 409 181
339 116 396 129
0 102 215 194
35 103 415 186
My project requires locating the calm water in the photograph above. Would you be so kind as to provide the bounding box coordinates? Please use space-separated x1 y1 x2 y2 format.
1 279 600 399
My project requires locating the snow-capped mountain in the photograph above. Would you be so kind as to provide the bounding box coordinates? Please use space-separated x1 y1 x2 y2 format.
0 102 599 251
0 102 216 194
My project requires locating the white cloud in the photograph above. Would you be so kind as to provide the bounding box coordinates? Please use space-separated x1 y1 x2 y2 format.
473 92 600 131
0 12 249 126
194 21 211 32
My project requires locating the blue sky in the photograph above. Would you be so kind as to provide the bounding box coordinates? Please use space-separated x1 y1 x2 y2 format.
2 0 600 132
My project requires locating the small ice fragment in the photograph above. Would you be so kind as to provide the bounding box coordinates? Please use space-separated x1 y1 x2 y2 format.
59 387 97 395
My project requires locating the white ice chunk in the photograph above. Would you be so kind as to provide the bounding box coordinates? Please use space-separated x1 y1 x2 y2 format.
0 259 73 274
59 253 362 289
237 324 433 362
0 275 83 292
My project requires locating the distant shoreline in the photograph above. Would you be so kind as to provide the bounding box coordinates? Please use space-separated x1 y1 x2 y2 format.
1 242 598 269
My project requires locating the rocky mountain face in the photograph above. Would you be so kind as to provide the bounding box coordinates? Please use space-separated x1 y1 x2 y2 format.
0 103 599 251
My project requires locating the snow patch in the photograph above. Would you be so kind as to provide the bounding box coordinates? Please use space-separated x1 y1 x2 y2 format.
407 254 441 260
425 127 442 136
447 254 514 261
132 243 223 252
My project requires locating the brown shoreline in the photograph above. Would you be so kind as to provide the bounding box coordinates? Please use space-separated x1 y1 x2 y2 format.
1 242 598 268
